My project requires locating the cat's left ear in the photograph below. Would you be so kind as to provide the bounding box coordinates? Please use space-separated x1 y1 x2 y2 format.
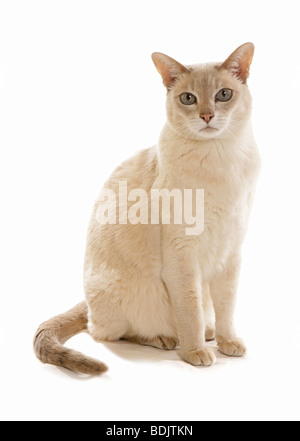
220 43 255 84
152 52 188 89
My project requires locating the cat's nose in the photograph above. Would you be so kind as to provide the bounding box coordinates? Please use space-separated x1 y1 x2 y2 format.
200 113 214 124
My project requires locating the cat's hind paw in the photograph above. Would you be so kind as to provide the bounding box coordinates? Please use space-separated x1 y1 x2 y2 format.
205 327 215 341
125 335 178 350
153 336 179 350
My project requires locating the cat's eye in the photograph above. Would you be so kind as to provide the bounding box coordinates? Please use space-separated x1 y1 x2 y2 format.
180 93 197 105
216 89 233 102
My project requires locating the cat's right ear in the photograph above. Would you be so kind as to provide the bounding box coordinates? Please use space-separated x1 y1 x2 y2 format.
152 53 188 90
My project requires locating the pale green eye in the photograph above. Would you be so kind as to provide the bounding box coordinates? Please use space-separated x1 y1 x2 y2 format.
216 88 233 102
180 93 197 105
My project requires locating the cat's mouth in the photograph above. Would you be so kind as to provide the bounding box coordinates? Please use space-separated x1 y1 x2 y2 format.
196 126 221 139
200 126 218 132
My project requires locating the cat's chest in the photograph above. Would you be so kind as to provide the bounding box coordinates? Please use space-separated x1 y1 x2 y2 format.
204 180 247 220
196 181 251 274
203 185 249 241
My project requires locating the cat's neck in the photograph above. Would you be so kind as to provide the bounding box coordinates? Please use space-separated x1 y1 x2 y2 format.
157 121 256 184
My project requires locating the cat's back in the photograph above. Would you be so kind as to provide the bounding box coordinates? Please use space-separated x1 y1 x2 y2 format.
84 145 161 277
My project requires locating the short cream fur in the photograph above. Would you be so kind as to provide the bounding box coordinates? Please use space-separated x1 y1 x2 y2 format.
34 43 261 374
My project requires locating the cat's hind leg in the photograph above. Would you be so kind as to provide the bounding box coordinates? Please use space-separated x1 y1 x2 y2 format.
87 297 129 343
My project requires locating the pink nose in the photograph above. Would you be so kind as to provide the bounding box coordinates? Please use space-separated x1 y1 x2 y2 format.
200 113 214 124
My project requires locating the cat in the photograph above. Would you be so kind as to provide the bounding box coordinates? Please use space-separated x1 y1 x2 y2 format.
34 43 261 375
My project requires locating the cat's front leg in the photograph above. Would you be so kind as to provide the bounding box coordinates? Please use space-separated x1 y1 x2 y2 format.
210 253 246 357
162 243 216 367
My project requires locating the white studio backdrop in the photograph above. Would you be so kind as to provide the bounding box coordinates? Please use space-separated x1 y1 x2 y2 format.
0 0 300 421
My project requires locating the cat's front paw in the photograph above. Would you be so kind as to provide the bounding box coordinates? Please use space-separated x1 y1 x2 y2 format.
179 347 216 367
218 338 246 357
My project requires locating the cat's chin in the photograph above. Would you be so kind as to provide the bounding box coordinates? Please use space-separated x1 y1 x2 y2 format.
194 127 224 140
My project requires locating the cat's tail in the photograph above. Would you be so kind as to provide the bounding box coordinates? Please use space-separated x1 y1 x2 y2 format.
33 302 108 375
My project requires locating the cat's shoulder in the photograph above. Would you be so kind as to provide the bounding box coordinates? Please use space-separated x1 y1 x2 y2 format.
106 146 159 190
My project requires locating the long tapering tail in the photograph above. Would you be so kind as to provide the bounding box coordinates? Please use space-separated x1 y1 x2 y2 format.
33 302 108 375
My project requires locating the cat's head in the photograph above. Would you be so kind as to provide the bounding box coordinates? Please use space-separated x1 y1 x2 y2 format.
152 43 254 140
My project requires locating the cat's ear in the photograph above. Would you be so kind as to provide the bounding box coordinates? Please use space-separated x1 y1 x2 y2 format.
220 43 255 84
152 53 188 89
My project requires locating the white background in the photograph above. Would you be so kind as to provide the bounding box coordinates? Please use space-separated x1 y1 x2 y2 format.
1 0 300 422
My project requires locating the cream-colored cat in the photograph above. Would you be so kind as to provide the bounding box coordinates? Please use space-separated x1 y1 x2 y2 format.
34 43 261 374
